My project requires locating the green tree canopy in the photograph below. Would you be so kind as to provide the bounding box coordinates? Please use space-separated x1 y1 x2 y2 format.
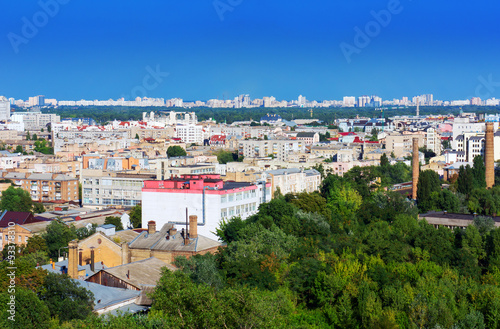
129 204 142 228
42 219 77 258
104 216 124 231
0 186 33 212
167 145 187 157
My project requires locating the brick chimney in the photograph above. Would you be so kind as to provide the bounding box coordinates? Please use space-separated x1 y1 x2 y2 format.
121 242 130 265
148 220 156 235
68 240 78 279
412 138 419 200
485 122 495 188
90 248 95 272
189 215 198 239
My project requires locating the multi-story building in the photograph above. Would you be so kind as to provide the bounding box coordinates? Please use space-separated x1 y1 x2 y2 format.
425 127 442 155
238 140 306 161
81 169 155 209
175 124 204 145
3 172 79 202
385 133 426 158
265 168 321 195
0 96 10 121
142 174 271 241
11 112 60 131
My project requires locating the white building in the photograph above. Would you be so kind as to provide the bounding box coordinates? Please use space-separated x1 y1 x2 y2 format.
265 168 321 195
142 174 271 241
238 140 306 162
175 124 204 145
0 97 10 121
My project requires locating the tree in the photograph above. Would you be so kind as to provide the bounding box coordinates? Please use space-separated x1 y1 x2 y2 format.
42 219 77 258
26 131 30 140
134 133 140 140
24 235 49 255
472 155 487 189
33 202 45 214
216 150 237 164
0 288 51 329
167 145 187 157
104 216 124 231
417 169 441 212
457 165 474 196
0 186 33 212
32 133 38 141
129 204 142 228
14 145 23 153
380 153 389 167
39 272 94 322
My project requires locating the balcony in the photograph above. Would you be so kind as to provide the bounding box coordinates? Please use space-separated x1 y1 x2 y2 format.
31 186 38 191
42 186 49 192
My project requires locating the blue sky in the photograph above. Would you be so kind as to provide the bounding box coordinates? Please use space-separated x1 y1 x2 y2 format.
1 0 500 101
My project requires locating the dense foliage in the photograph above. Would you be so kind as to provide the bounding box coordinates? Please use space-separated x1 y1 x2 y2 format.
167 145 187 157
62 163 500 328
0 186 33 212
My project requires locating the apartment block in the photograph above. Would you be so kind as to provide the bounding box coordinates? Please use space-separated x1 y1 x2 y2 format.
3 172 79 202
81 169 155 208
238 140 306 161
265 168 321 195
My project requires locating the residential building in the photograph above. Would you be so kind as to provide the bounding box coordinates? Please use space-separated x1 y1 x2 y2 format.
175 124 204 145
81 169 155 208
385 133 426 158
3 172 79 203
10 112 60 130
142 174 271 241
238 140 306 161
265 168 321 195
0 96 10 121
0 211 44 250
295 132 320 144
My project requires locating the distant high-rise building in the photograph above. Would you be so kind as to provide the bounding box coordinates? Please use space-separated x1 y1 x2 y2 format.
298 95 306 107
343 96 356 107
0 96 11 121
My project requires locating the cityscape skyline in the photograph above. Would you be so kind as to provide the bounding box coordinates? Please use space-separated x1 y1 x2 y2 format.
2 1 500 101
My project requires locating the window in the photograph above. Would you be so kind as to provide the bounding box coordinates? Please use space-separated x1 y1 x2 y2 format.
228 194 234 202
221 195 227 203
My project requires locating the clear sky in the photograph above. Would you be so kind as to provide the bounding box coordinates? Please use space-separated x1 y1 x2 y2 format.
2 0 500 101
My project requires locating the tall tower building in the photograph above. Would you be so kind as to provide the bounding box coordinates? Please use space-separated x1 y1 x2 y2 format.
412 138 419 200
485 122 495 188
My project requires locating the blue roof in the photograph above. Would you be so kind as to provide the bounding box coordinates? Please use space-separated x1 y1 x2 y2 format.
100 224 116 229
75 280 141 311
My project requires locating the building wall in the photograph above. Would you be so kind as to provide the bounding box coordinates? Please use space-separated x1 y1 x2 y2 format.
78 233 122 268
142 185 271 241
81 170 145 208
0 225 31 250
18 176 78 202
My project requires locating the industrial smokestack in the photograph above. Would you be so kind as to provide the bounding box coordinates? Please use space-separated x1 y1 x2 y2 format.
485 122 495 188
412 138 419 200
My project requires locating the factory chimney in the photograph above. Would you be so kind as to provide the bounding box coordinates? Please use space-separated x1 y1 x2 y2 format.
412 138 419 200
485 122 495 188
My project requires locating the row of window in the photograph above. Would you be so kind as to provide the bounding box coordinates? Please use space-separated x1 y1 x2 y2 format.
221 190 257 203
0 234 28 243
83 198 141 206
221 203 257 218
